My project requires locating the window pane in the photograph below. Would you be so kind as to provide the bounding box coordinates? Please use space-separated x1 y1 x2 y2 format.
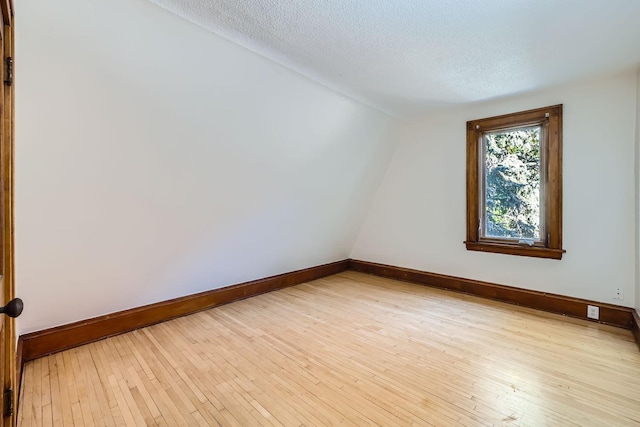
484 126 541 240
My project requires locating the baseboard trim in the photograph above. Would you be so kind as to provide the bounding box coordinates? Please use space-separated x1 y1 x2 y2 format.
20 258 638 362
348 259 634 329
632 310 640 352
20 260 349 362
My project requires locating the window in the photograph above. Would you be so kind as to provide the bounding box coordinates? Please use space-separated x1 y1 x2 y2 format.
465 105 564 259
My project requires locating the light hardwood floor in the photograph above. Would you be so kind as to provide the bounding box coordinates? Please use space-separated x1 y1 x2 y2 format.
18 271 640 426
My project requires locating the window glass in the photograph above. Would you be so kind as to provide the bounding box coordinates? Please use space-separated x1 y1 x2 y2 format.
483 126 542 241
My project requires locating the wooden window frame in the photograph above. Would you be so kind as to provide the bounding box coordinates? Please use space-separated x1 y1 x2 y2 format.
465 105 565 260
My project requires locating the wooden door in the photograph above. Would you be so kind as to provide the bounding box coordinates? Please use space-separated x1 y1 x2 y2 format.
0 1 16 426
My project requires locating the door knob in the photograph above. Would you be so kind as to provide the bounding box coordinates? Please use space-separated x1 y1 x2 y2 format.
0 298 22 318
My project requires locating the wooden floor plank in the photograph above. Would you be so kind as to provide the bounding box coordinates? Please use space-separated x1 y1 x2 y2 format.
18 271 640 426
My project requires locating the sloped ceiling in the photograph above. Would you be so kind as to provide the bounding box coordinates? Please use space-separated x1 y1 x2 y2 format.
148 0 640 117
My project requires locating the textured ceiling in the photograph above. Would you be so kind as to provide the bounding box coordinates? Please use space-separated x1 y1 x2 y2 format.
148 0 640 117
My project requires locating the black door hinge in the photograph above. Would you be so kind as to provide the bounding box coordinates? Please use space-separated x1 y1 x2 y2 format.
4 56 12 87
3 388 12 418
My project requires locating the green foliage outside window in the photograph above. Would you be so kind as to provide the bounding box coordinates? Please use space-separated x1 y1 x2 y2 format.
484 126 541 240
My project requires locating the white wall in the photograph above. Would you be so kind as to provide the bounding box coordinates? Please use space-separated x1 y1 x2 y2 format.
353 70 638 307
636 67 640 316
16 0 400 333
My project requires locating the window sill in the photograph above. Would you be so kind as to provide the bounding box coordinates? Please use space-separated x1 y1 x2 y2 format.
464 241 565 260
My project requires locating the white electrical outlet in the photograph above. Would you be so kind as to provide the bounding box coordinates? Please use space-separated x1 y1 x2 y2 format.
587 305 599 320
614 288 623 300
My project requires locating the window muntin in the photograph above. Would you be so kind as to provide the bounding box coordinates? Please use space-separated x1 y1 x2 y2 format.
465 105 564 259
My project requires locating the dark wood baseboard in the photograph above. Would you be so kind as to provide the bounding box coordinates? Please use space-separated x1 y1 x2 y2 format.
348 259 634 329
20 260 349 362
632 310 640 352
20 258 639 363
